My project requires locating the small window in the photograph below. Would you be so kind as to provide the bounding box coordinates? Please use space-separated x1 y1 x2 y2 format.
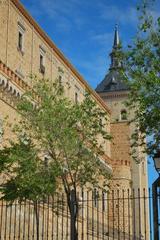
40 54 45 74
18 32 23 51
58 75 62 85
39 46 46 74
17 22 25 53
75 92 78 104
40 54 44 67
121 109 127 121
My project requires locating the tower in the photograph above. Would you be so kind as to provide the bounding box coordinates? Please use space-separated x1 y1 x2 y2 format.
96 26 149 238
96 25 133 191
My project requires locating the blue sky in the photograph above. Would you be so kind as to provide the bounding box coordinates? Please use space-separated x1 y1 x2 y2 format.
20 0 160 187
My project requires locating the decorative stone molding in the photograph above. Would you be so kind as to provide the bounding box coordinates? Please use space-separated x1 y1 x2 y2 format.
0 73 23 99
99 91 129 99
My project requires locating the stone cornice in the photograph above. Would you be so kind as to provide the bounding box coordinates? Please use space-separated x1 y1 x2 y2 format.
98 91 129 99
0 60 28 95
0 60 39 109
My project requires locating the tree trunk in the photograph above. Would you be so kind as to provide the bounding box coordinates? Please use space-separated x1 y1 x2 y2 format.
70 190 78 240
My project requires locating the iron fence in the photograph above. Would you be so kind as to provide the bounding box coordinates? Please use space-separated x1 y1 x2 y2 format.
0 188 154 239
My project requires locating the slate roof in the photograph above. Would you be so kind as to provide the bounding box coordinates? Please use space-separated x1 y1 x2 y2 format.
96 69 129 93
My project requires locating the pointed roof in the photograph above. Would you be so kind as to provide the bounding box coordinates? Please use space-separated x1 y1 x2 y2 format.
96 26 129 93
113 24 120 48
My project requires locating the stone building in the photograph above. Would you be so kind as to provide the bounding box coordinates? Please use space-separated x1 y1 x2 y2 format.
0 0 149 239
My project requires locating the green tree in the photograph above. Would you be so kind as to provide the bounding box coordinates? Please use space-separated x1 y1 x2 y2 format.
0 76 111 239
0 134 57 240
125 0 160 160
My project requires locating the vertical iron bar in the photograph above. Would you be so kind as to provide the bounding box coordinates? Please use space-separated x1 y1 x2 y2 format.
47 196 49 240
102 191 104 240
66 197 69 240
56 193 59 240
23 199 26 240
107 191 110 240
28 200 31 240
97 190 99 239
117 189 120 240
152 181 159 240
51 195 54 240
0 199 4 239
18 200 22 240
92 190 94 240
112 190 114 240
127 189 130 240
143 188 147 240
32 202 35 240
123 189 125 240
9 203 12 240
13 200 17 240
4 201 8 240
133 189 136 239
138 188 141 239
42 198 45 240
76 192 78 240
81 189 84 240
159 188 160 240
86 191 89 240
149 188 152 240
62 193 64 240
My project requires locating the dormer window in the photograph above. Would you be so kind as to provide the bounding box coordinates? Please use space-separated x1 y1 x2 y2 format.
121 109 127 121
39 46 46 74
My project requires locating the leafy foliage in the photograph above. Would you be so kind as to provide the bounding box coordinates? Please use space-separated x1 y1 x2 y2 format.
0 135 57 201
125 0 160 159
0 76 111 203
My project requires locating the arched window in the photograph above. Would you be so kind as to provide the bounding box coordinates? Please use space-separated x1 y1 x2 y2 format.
121 109 127 121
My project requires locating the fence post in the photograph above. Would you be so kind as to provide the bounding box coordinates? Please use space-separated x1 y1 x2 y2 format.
70 189 78 240
152 178 160 240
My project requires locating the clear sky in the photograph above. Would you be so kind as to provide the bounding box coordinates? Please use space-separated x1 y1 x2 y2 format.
20 0 160 187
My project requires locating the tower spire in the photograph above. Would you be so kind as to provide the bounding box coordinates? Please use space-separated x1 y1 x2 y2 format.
110 24 122 69
113 24 120 48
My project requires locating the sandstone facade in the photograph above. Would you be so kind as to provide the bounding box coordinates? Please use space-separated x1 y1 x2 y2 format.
0 0 149 239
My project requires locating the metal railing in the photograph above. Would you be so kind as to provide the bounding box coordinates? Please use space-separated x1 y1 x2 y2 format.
0 188 154 239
